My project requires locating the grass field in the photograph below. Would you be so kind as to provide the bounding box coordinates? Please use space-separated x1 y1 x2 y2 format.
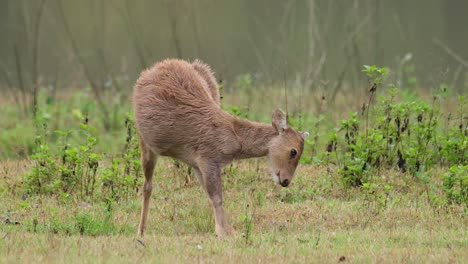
1 157 466 263
0 74 467 263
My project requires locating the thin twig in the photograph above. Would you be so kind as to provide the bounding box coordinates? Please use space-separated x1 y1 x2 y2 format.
167 1 183 58
126 0 151 66
14 44 28 114
246 34 269 81
57 0 111 129
31 0 47 118
189 0 203 58
283 61 288 117
433 38 468 68
110 1 148 69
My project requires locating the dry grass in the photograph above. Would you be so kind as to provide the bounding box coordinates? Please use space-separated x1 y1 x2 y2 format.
1 159 467 263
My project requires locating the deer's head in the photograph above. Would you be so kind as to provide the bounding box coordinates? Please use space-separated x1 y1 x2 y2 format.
268 109 308 187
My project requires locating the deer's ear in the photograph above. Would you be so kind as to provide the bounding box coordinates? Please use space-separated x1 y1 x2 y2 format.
272 108 288 134
300 131 310 139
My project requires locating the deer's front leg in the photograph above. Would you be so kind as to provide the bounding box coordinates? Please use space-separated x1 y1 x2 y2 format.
199 162 235 237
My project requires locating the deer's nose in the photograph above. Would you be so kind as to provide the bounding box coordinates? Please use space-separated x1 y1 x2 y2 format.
280 179 289 187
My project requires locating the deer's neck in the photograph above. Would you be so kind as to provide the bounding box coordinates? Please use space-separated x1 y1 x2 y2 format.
232 118 278 159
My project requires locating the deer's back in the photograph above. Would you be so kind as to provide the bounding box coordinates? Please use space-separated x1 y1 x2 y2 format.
133 59 238 162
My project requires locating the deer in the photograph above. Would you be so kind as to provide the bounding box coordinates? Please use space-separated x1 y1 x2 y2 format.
133 59 308 237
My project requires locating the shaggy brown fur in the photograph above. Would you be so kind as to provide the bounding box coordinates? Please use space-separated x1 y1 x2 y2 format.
133 59 306 237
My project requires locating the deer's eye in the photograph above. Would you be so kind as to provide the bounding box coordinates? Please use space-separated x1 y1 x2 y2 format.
290 148 297 159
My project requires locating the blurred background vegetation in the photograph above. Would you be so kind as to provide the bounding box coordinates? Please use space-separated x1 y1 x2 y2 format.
0 0 467 159
1 0 467 95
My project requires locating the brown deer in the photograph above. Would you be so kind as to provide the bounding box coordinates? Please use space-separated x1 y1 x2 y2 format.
133 59 307 237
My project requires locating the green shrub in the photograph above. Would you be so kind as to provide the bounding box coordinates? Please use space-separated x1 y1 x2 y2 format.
326 66 466 187
25 112 141 203
442 165 467 205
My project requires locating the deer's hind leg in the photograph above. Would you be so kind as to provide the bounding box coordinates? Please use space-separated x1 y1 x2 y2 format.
138 137 158 237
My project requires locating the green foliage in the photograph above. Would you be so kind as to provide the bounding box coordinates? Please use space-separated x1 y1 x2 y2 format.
26 115 101 198
24 202 131 236
362 65 388 85
240 208 253 244
75 211 116 236
362 182 393 213
256 191 266 206
325 66 467 188
235 74 254 91
225 105 249 119
25 112 141 203
442 165 467 205
101 115 142 201
280 191 306 204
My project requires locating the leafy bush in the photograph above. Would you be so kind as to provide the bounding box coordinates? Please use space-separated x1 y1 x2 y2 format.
442 165 467 205
324 66 467 187
26 112 141 203
26 116 100 198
